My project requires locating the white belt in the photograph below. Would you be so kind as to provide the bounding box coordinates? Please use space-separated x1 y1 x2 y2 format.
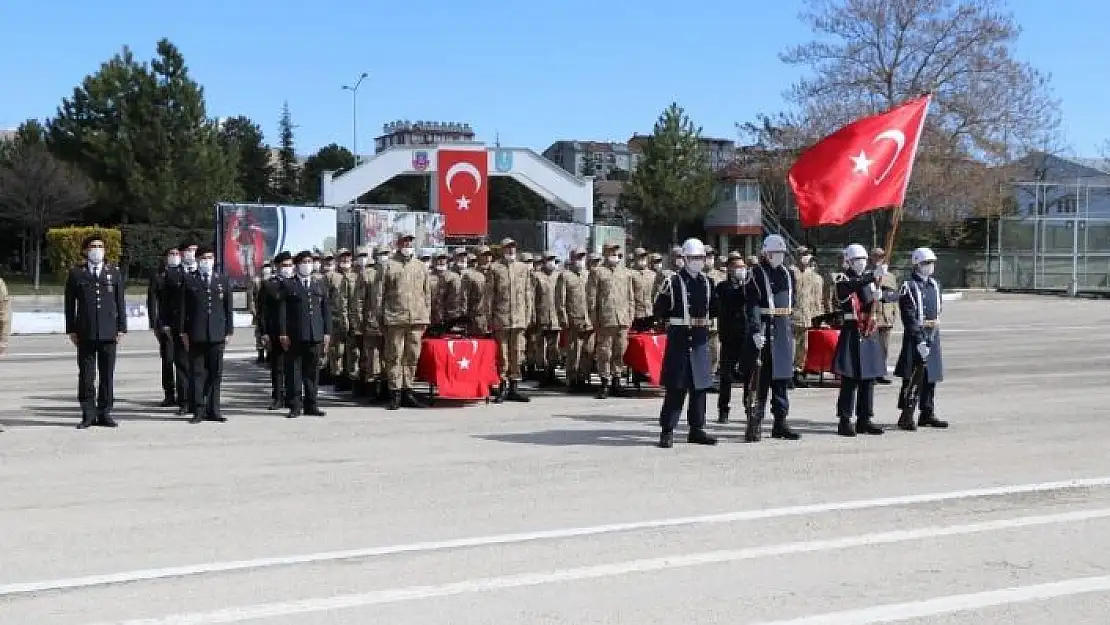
923 319 939 328
668 317 711 327
843 313 857 321
759 307 792 316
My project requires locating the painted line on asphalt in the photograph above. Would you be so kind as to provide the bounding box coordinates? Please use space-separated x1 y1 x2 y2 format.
83 508 1110 624
749 575 1110 624
6 476 1110 598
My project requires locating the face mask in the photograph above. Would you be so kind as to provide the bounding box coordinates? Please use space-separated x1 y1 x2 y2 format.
311 261 321 273
87 248 105 264
732 268 747 281
674 258 685 269
456 259 468 269
435 263 448 271
377 254 390 263
297 263 313 277
338 261 351 271
183 250 196 264
544 260 556 271
685 259 704 274
636 259 647 268
504 253 516 262
400 247 414 258
574 259 586 270
322 264 334 273
919 263 935 277
279 266 294 279
356 257 368 268
262 267 273 279
607 255 621 266
800 255 813 268
767 252 785 267
650 262 662 271
198 259 214 274
166 255 181 267
850 258 867 273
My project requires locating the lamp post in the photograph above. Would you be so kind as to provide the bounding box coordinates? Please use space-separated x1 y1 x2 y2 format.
341 72 369 164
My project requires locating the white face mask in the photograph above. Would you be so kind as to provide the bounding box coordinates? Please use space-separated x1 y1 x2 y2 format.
767 252 785 267
376 253 390 264
544 260 556 271
321 264 334 273
198 259 214 275
262 267 273 279
607 255 621 266
435 263 448 271
650 262 662 271
919 262 935 277
182 250 196 264
279 266 295 279
685 259 704 274
398 247 414 258
311 261 321 273
574 258 586 270
166 254 181 267
674 258 685 269
87 248 105 264
504 252 516 262
297 262 313 277
338 261 352 271
356 257 368 268
732 268 748 281
455 260 468 270
850 258 868 273
636 258 647 268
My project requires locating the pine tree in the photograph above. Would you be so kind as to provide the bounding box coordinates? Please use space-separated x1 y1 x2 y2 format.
273 102 301 203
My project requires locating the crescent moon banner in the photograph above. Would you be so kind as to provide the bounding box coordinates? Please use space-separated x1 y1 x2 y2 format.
437 149 489 236
788 95 930 228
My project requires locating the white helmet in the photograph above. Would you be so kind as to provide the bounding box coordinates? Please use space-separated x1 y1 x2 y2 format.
762 234 787 253
843 243 868 261
911 247 937 265
681 237 706 257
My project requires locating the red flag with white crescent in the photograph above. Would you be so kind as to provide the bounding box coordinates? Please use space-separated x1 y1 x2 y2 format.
437 149 488 237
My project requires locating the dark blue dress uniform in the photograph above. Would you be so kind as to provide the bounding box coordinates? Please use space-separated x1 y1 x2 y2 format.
894 272 947 427
279 275 332 416
147 266 184 405
832 269 899 436
64 263 128 428
165 266 197 413
712 274 748 422
743 261 799 441
258 276 287 409
178 271 234 422
654 269 717 447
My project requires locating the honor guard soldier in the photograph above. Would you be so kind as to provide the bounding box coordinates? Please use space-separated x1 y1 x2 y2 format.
147 246 184 407
743 234 800 442
177 246 233 423
64 235 127 429
261 253 291 410
895 248 948 429
279 251 331 418
587 244 635 399
531 251 562 386
655 238 718 449
376 234 432 410
556 247 593 393
713 251 749 423
831 244 898 436
486 238 533 402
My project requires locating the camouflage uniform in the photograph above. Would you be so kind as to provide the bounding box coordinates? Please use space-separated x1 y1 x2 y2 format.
436 248 467 327
358 245 392 393
556 247 592 390
704 246 727 381
587 244 635 397
531 251 562 382
463 247 492 335
376 242 431 397
870 247 899 380
0 276 10 350
486 239 534 395
519 252 536 377
325 249 353 385
792 259 826 376
629 247 657 330
348 247 374 392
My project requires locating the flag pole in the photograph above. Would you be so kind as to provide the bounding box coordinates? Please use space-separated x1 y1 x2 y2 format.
884 93 931 266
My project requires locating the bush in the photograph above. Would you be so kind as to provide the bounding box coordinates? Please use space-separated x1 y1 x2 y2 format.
46 226 123 282
120 224 211 280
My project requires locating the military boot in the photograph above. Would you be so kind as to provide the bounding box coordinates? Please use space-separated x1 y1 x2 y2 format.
717 407 730 424
744 415 763 442
688 428 718 445
918 413 949 428
493 380 507 403
856 416 884 435
771 416 801 440
658 431 674 449
386 390 401 411
838 417 856 437
595 378 609 399
506 380 530 402
609 376 624 398
897 412 917 431
401 389 426 408
334 376 352 392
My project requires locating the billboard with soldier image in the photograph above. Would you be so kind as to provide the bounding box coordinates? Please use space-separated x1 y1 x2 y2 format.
216 203 337 287
356 209 445 250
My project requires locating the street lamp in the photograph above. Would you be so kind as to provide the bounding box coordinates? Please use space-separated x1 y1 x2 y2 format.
341 72 369 164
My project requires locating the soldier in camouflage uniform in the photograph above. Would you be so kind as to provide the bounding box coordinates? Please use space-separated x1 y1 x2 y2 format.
703 245 727 390
519 252 537 379
629 247 657 332
346 246 370 397
247 265 267 364
376 234 431 410
436 247 466 328
791 249 826 387
323 249 352 390
486 238 533 402
587 243 635 399
359 244 392 400
531 251 562 386
464 246 492 336
337 250 361 392
556 246 592 393
428 250 449 325
587 251 601 272
869 247 899 384
0 275 9 356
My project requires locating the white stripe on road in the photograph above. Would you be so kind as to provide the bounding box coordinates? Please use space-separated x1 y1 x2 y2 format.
84 508 1110 625
6 476 1110 597
749 575 1110 624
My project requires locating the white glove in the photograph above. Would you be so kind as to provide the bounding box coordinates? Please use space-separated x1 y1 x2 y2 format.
875 264 888 278
754 334 766 350
916 343 930 359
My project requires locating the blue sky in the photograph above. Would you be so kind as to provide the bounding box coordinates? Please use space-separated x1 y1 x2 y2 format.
1 0 1106 156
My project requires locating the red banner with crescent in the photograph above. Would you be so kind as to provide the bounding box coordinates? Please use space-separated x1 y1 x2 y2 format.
437 149 488 236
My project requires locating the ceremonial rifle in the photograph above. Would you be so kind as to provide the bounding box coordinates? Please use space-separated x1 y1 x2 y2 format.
898 320 936 428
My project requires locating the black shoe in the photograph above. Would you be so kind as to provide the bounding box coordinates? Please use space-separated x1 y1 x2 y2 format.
387 391 401 411
207 415 228 422
334 377 353 392
771 418 800 440
176 405 188 416
160 397 177 407
492 381 506 404
793 373 809 388
506 380 530 403
268 397 283 411
658 431 674 448
744 417 762 442
688 429 718 445
838 418 857 437
76 417 96 430
401 390 426 408
189 414 204 424
304 407 326 417
856 417 884 435
717 408 729 424
919 414 949 428
286 407 301 419
898 413 917 431
595 378 609 399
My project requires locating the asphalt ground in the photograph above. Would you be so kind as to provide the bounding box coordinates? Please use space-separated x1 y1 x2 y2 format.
1 295 1109 624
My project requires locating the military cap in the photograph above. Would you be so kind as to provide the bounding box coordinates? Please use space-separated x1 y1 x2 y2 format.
274 251 292 264
476 245 493 255
294 250 314 264
571 246 587 257
336 247 352 258
520 252 533 263
397 232 415 242
375 243 392 254
588 251 602 261
604 243 621 252
649 252 663 262
870 246 886 257
180 240 198 251
727 251 743 261
467 252 477 261
453 246 468 257
542 250 557 259
261 261 272 268
500 237 517 247
322 253 334 261
355 245 370 256
165 245 180 254
632 247 647 257
196 244 215 257
434 249 449 259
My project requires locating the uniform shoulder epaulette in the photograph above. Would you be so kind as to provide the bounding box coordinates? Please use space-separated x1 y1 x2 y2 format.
833 272 848 283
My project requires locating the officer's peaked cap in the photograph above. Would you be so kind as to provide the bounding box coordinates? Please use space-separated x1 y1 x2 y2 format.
294 251 314 264
274 251 292 264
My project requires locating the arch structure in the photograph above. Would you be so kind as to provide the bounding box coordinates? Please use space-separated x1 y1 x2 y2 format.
320 144 595 224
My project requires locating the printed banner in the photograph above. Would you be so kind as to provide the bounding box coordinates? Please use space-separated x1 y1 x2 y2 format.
544 221 590 262
591 224 626 253
356 209 445 251
216 203 337 286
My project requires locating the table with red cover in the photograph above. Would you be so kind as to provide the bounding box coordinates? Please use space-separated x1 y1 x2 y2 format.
803 328 840 374
416 337 500 399
623 332 667 386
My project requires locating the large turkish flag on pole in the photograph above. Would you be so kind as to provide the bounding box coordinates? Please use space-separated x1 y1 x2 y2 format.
437 149 488 236
789 95 931 227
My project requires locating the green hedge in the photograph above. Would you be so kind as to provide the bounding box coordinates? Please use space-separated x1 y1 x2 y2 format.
120 224 212 280
46 226 123 282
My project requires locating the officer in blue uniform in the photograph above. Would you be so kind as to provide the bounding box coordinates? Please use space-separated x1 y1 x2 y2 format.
147 246 183 407
279 250 332 419
832 244 898 437
655 238 718 449
64 235 128 429
713 251 749 424
894 247 948 430
743 235 800 442
260 252 291 410
166 242 199 415
178 245 234 424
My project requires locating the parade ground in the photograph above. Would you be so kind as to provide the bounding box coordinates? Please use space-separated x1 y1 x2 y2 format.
2 294 1109 624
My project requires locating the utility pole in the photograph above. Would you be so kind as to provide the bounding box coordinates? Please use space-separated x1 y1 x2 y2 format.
341 72 369 164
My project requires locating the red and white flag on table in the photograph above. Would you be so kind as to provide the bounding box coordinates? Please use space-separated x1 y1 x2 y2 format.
789 95 930 227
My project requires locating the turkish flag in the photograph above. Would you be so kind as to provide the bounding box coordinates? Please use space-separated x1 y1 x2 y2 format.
417 337 499 399
789 95 931 227
624 332 667 386
437 149 488 236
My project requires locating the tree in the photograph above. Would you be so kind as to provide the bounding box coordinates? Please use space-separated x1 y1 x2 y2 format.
273 101 301 202
300 143 355 203
218 116 273 202
0 142 93 288
48 39 237 227
622 103 715 245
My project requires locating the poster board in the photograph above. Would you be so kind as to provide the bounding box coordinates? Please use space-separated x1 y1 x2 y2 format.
216 203 337 287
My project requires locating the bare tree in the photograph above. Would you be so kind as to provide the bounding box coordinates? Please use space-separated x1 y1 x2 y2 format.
0 144 93 289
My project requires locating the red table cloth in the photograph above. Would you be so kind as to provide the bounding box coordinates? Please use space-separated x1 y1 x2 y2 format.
804 328 839 374
624 332 667 386
417 337 500 399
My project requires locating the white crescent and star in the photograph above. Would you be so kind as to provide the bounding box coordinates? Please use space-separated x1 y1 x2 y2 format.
445 161 482 211
848 129 907 184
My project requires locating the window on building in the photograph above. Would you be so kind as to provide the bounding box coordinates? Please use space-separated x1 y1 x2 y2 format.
737 182 760 202
1058 195 1078 214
